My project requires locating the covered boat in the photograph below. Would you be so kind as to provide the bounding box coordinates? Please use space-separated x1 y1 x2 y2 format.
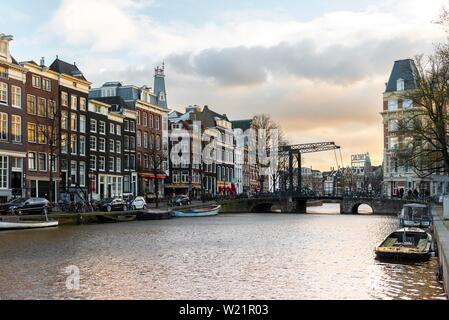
174 205 221 218
375 227 432 261
399 204 432 228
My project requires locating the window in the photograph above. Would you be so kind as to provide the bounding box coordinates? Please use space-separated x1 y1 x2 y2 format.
70 134 77 155
124 136 129 151
130 154 135 170
116 158 121 172
388 100 398 111
79 162 86 187
110 123 115 134
143 112 148 127
156 135 161 150
116 125 121 136
137 111 141 125
109 157 114 171
99 121 106 134
28 152 36 171
42 78 51 92
0 156 7 189
99 137 106 152
99 157 105 171
137 131 142 147
129 120 135 132
70 161 77 185
90 155 97 171
109 139 115 153
50 155 57 172
38 153 47 171
61 92 68 107
61 133 68 153
47 100 56 119
0 82 8 104
80 97 86 111
397 78 405 91
61 111 68 130
388 120 399 132
116 139 121 153
32 75 41 89
90 136 97 151
11 115 21 143
144 155 148 169
80 115 86 133
390 137 399 150
79 136 86 156
144 132 148 148
70 113 77 131
37 98 46 117
124 119 129 131
0 112 8 140
90 119 97 132
403 99 413 109
27 123 36 143
156 116 160 130
27 95 36 114
11 86 21 108
150 114 153 128
130 136 135 150
71 95 77 110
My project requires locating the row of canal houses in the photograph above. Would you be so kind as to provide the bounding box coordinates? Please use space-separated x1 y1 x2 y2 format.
0 33 260 203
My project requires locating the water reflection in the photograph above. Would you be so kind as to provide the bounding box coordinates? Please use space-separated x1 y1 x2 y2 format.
0 204 446 300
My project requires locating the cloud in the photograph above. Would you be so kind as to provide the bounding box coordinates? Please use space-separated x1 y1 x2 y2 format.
168 36 429 86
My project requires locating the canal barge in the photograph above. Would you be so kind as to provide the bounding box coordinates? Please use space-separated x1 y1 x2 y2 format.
375 227 433 261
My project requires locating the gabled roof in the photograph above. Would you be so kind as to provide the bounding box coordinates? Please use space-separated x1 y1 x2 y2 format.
385 59 418 93
202 105 229 121
232 119 252 131
49 58 87 81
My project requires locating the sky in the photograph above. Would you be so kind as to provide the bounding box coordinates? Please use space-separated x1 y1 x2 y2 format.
1 0 448 170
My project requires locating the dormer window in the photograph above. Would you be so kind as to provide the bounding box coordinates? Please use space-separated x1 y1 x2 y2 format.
397 78 405 91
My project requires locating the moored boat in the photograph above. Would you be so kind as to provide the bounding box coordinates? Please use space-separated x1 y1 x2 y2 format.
173 205 221 218
136 210 174 221
97 214 137 223
398 203 432 228
375 227 432 261
0 218 58 230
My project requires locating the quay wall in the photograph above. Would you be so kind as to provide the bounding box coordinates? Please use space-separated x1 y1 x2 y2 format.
432 207 449 297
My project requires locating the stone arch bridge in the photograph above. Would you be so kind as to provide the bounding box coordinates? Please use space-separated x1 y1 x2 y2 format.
219 196 423 215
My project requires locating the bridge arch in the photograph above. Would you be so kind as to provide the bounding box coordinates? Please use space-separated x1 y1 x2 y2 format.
250 201 282 213
350 202 374 214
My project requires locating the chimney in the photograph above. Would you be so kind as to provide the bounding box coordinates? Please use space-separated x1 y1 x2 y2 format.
40 57 45 67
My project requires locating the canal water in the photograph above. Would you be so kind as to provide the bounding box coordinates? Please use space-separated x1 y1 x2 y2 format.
0 204 446 300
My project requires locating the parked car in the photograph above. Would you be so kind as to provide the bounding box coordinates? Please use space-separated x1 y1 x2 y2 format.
131 196 147 210
99 198 127 212
0 197 51 216
174 195 191 206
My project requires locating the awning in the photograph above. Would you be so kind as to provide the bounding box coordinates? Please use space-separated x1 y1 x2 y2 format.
139 173 167 179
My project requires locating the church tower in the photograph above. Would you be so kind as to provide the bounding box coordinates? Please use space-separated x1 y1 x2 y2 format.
154 62 167 109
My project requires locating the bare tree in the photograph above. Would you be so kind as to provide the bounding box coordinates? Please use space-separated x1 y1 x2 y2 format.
148 144 164 208
31 101 63 204
250 114 285 193
396 53 449 177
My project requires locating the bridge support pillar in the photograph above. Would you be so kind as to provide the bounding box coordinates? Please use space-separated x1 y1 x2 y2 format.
291 200 307 214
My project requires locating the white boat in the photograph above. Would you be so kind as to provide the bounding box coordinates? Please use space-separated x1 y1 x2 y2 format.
0 220 59 230
398 204 432 228
174 205 221 218
0 211 59 230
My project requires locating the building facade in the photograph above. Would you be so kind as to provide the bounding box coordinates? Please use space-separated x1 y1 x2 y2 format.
0 34 27 202
382 59 449 198
49 58 91 202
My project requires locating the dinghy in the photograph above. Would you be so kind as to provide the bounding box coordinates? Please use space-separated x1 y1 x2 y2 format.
375 227 432 261
173 205 221 218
